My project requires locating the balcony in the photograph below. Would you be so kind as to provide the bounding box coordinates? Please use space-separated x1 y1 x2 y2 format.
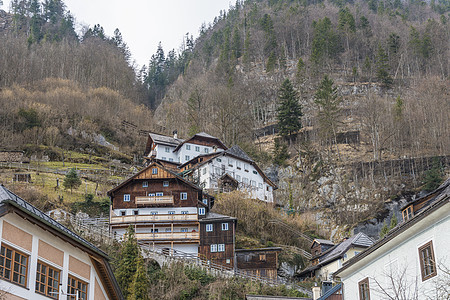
110 213 198 224
136 231 200 241
135 195 174 205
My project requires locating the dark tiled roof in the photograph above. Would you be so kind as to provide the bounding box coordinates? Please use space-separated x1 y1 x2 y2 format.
196 132 217 139
225 145 254 163
318 233 374 265
313 239 335 246
0 185 107 258
149 132 184 147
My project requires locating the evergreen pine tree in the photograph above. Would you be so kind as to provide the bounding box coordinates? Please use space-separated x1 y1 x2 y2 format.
423 157 443 192
276 79 303 137
273 139 289 166
63 168 81 193
380 221 389 238
375 44 393 87
127 254 149 300
389 214 398 230
115 226 140 299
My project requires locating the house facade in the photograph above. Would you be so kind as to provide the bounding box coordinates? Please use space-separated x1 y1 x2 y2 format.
180 145 277 203
108 162 211 255
0 185 123 300
298 233 374 282
335 178 450 300
235 247 282 280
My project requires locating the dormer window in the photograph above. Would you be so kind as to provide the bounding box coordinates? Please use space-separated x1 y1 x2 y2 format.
402 205 413 221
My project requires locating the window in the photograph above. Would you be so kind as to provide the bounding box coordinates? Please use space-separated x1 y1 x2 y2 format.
67 276 87 300
419 241 437 281
228 158 233 166
36 262 60 299
195 146 200 152
123 194 130 202
151 211 158 215
163 181 169 187
180 192 188 200
217 158 222 162
121 211 126 216
243 178 249 185
169 158 174 162
181 211 188 214
251 180 256 187
181 228 188 233
162 157 167 160
202 168 207 175
358 278 370 300
204 148 209 153
165 228 171 232
152 168 158 174
221 223 229 231
236 175 241 181
156 192 164 196
226 259 231 264
402 206 413 221
199 208 205 215
142 181 148 187
253 170 258 174
210 244 217 252
165 146 170 153
236 161 241 169
244 164 249 171
148 193 155 197
133 210 139 215
185 155 190 161
206 224 213 232
259 254 266 261
168 211 175 215
150 228 158 233
186 145 191 150
259 183 263 189
218 244 225 252
0 245 28 287
202 199 208 205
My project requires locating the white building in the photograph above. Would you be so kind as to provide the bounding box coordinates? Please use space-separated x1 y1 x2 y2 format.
180 145 277 203
144 132 277 203
0 185 123 300
334 178 450 300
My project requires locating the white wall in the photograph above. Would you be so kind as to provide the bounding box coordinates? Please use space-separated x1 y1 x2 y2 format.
340 204 450 300
155 144 177 162
205 155 274 202
177 143 218 164
113 207 198 216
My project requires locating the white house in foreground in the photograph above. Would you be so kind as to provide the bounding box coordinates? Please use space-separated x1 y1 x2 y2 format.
334 178 450 300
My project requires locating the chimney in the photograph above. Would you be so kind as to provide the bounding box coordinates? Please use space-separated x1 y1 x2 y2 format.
213 146 217 153
173 130 178 139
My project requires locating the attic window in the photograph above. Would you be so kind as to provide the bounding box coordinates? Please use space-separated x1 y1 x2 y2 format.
402 206 413 221
217 158 222 162
253 171 258 175
152 168 158 175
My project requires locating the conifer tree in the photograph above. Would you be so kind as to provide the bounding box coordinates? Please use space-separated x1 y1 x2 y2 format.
63 168 81 193
276 79 303 137
127 253 149 300
375 44 393 87
115 226 140 299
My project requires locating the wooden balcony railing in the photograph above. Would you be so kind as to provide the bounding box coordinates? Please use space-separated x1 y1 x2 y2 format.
135 195 174 205
110 213 198 224
136 231 200 241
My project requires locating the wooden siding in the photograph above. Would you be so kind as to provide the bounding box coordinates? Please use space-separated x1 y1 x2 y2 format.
110 213 198 224
236 249 280 279
199 220 235 268
112 178 199 209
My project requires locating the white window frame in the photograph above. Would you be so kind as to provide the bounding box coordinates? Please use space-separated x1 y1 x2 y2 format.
165 146 170 153
152 168 158 174
206 224 213 232
142 181 148 187
123 194 130 202
180 192 188 200
204 148 209 153
156 192 164 196
199 208 205 215
163 181 169 187
202 199 208 205
186 144 191 150
181 211 188 214
185 155 190 161
195 146 200 152
181 228 188 233
221 223 229 231
218 244 225 252
210 244 217 253
168 211 175 215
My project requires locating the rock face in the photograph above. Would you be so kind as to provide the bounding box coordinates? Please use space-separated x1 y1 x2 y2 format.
0 10 12 33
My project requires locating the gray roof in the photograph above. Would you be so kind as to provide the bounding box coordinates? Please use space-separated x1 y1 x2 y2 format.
225 145 254 163
313 239 335 246
195 132 218 139
200 212 237 221
0 185 107 258
149 132 184 147
319 232 374 265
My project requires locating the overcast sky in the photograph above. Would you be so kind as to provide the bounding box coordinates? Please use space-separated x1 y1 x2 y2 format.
1 0 232 67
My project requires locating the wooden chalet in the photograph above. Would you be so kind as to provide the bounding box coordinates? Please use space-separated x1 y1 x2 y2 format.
235 247 282 280
108 162 212 255
199 212 237 268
